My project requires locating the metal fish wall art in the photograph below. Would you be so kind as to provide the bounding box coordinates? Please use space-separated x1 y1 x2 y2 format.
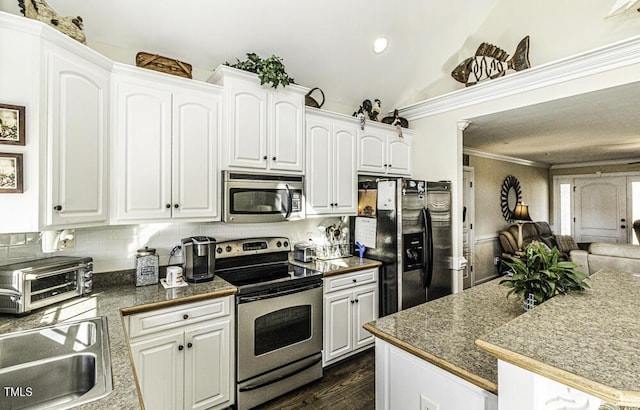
451 36 531 87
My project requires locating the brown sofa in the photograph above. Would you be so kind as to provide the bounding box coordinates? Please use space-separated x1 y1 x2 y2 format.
498 221 558 257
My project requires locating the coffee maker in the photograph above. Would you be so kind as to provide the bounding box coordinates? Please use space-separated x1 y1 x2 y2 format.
181 236 216 282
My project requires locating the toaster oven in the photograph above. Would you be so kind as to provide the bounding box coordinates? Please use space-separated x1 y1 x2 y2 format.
0 256 93 315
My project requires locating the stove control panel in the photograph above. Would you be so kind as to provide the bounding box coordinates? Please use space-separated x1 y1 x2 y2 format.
214 237 291 259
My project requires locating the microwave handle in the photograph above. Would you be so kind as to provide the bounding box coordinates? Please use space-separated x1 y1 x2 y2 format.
24 265 86 281
285 184 292 219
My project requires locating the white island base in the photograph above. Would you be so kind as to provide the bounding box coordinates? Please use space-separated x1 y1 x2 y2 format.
375 339 498 410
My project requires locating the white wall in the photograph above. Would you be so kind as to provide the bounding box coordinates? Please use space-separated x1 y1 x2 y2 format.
421 0 640 100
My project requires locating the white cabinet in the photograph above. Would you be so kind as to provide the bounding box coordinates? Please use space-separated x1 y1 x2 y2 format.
43 43 111 227
323 268 378 366
126 297 234 410
209 65 307 173
375 339 498 410
306 112 358 216
111 65 221 223
358 125 412 176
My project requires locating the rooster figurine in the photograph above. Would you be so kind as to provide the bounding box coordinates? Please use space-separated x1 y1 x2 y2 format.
18 0 86 44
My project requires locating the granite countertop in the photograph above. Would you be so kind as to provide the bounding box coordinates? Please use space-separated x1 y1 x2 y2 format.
291 256 382 276
363 278 522 394
476 269 640 407
0 276 237 410
0 257 376 409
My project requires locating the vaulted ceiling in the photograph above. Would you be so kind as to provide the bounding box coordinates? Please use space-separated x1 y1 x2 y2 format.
2 0 640 167
0 0 499 113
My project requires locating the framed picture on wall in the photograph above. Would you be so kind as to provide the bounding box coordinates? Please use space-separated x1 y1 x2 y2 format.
0 103 26 146
0 152 23 193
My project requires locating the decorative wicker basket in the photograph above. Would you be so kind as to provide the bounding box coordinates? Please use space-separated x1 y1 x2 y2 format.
135 52 193 79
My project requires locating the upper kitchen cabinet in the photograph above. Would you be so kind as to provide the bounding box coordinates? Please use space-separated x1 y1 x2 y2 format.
0 11 113 233
306 111 358 216
357 124 412 176
208 65 307 174
42 41 111 228
111 64 221 223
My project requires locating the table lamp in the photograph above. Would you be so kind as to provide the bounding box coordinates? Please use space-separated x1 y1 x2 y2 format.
513 202 532 251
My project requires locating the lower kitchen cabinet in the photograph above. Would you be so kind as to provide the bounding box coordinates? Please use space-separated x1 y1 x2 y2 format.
126 297 234 410
323 268 378 367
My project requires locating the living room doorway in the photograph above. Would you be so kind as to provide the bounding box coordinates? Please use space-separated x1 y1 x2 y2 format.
554 174 640 244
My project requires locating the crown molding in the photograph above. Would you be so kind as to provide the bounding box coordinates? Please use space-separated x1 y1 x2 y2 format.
550 158 640 169
464 148 549 169
399 34 640 121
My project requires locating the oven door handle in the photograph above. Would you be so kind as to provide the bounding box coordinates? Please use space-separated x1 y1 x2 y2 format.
24 265 85 281
238 356 322 392
238 282 322 303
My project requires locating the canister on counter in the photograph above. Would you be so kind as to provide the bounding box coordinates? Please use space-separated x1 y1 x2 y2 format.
136 246 159 286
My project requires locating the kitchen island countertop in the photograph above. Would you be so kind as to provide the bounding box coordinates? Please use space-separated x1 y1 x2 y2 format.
363 277 522 394
476 269 640 407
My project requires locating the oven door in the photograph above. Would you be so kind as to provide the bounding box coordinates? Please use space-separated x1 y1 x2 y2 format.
237 283 322 382
23 265 87 312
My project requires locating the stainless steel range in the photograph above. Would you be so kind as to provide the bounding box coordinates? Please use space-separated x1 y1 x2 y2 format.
214 237 323 410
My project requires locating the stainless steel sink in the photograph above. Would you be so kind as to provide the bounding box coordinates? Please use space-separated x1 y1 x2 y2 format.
0 317 112 409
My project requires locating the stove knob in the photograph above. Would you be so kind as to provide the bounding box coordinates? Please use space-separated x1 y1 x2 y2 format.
283 241 289 247
225 245 232 252
216 247 222 254
276 241 282 247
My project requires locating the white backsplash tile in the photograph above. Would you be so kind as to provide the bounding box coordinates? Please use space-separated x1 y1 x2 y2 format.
0 218 342 272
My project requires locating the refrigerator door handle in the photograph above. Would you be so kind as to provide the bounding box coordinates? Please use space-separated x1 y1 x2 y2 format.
422 207 434 288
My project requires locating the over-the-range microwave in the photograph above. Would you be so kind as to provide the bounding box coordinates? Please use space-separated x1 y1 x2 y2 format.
222 171 305 223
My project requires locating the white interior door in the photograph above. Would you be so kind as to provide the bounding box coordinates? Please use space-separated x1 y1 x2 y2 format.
574 176 627 243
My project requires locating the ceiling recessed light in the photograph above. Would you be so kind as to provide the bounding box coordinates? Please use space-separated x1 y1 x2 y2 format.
373 37 388 54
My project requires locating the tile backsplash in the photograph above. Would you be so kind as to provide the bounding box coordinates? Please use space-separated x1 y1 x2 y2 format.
0 218 343 273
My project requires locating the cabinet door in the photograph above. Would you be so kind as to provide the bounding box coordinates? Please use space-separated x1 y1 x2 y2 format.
269 91 304 172
353 283 378 350
306 119 333 215
130 330 185 410
323 289 353 365
387 133 411 176
358 129 387 174
112 77 172 221
184 321 232 410
45 46 109 226
172 89 220 220
333 123 358 215
226 81 267 169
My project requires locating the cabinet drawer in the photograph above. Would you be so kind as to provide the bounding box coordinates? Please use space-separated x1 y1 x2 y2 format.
324 268 377 293
128 297 230 339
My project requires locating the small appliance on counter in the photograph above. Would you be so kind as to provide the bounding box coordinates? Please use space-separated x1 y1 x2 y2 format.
135 246 159 286
0 256 93 315
294 243 316 263
181 236 216 282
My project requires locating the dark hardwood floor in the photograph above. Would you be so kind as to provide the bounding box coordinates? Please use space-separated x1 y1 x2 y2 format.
257 349 375 410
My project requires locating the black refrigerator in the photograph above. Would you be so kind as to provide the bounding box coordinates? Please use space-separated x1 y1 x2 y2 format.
350 177 453 317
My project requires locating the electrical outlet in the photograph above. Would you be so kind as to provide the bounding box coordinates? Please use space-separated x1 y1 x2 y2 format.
494 256 500 266
420 394 440 410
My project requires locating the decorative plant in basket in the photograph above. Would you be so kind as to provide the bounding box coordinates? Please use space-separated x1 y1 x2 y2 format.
500 241 589 310
225 53 295 88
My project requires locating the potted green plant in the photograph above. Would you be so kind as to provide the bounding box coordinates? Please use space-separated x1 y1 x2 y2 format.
225 53 295 89
500 241 589 310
